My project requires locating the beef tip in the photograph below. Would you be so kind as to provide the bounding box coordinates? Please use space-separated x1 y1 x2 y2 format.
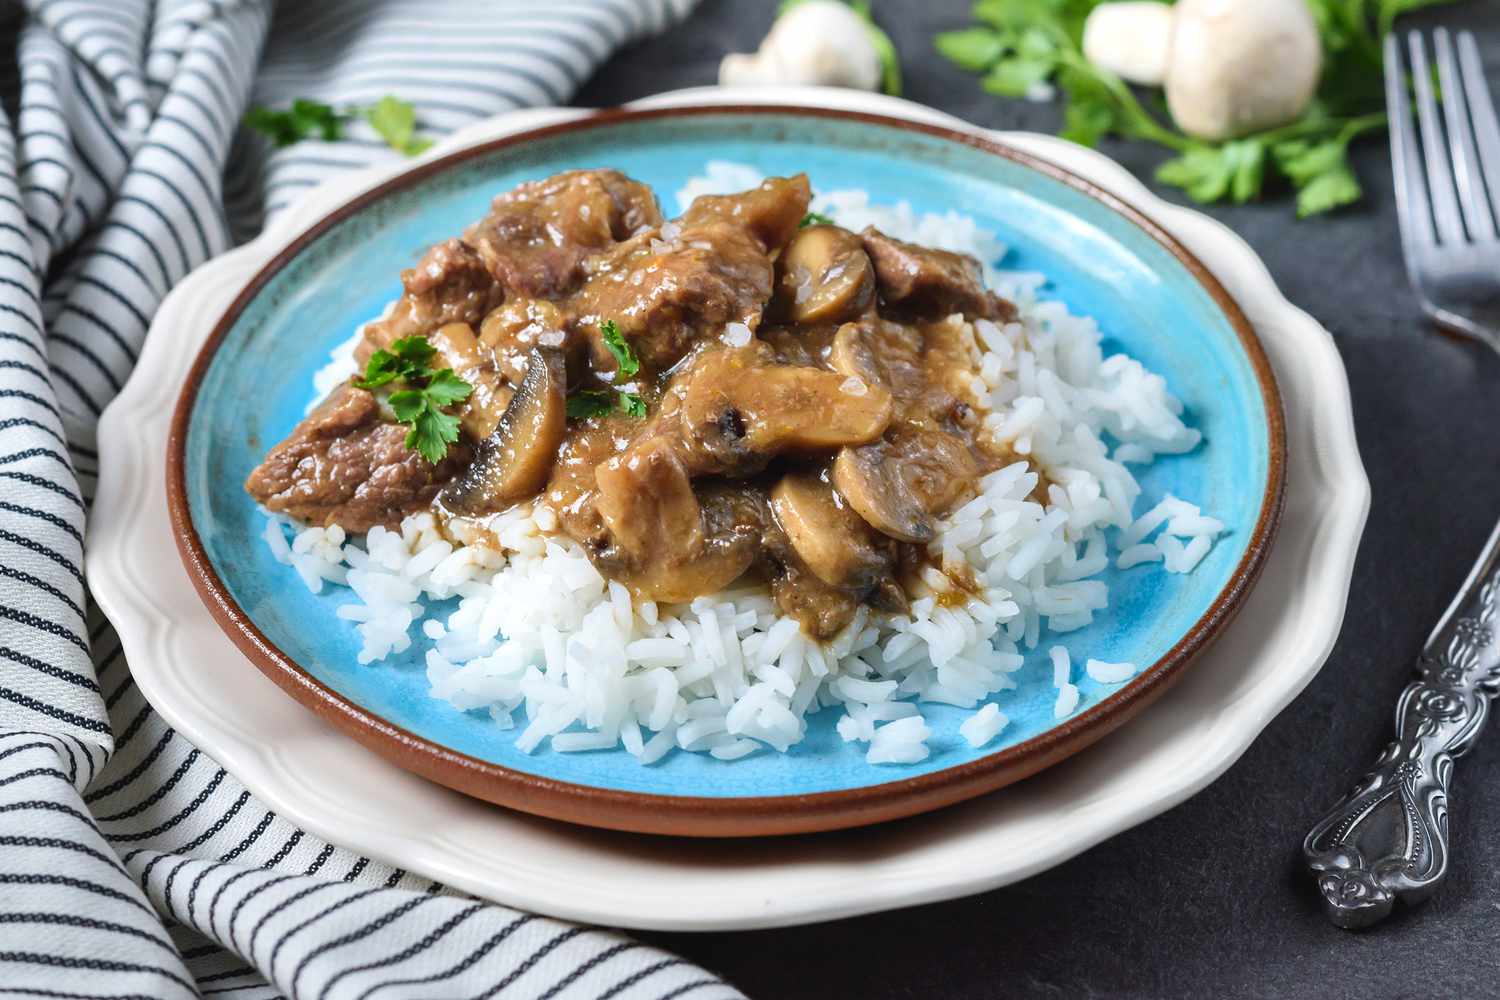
679 174 812 253
464 169 663 299
571 220 775 372
245 384 471 532
478 297 574 385
860 228 1016 320
359 238 504 363
588 443 761 603
426 322 511 440
760 542 862 640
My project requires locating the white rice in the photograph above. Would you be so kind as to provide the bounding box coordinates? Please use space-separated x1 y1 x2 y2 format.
959 702 1009 748
267 165 1226 766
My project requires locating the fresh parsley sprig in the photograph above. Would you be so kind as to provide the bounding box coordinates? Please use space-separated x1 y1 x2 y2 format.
354 335 473 464
935 0 1465 217
599 320 640 377
567 321 646 419
566 389 647 419
799 211 835 228
245 95 433 156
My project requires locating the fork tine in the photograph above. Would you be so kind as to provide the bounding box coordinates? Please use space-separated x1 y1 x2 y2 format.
1434 29 1497 241
1456 31 1500 231
1386 33 1436 248
1409 32 1467 244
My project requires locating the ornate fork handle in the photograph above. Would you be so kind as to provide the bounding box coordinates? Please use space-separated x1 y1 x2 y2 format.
1304 519 1500 929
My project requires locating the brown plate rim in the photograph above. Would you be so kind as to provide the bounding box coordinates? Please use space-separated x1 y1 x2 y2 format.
165 104 1287 838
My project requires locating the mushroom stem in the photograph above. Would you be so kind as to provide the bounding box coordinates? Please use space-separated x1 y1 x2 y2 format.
1082 1 1175 86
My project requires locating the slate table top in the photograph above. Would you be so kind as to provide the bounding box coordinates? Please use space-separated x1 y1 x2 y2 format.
573 3 1500 996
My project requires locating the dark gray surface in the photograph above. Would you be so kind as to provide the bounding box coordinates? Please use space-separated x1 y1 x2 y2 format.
577 3 1500 997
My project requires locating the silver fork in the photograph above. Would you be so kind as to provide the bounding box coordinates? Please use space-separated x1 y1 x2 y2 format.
1386 29 1500 354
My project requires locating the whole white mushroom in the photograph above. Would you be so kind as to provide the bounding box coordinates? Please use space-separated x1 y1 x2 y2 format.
719 1 883 92
1082 0 1323 141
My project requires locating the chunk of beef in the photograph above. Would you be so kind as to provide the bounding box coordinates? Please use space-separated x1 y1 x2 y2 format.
359 238 505 362
427 322 512 440
588 443 761 603
478 297 573 385
245 384 471 532
860 228 1017 320
571 221 775 373
464 169 663 299
679 174 812 253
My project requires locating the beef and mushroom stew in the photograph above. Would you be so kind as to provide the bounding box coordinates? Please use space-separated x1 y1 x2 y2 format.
246 169 1022 639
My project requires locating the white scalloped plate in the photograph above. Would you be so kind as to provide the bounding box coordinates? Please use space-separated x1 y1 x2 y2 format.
87 87 1368 931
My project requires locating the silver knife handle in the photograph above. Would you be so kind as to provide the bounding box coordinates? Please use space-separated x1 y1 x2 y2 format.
1304 521 1500 929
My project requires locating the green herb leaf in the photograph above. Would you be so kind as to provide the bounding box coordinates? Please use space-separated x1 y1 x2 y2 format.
424 368 475 407
1016 27 1059 61
799 211 835 228
408 406 462 465
1155 148 1230 203
389 335 437 369
245 99 343 147
354 349 401 389
981 56 1056 98
566 390 617 420
934 28 1008 72
351 334 472 462
1228 141 1267 204
1056 67 1117 148
1275 136 1367 217
1296 166 1363 217
246 94 433 155
565 387 648 419
365 95 430 156
619 392 648 418
388 388 428 423
599 320 640 377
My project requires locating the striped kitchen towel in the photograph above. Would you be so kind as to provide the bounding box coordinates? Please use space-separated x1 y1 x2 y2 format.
0 1 745 997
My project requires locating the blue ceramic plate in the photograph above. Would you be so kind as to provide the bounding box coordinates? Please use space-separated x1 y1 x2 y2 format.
168 107 1284 836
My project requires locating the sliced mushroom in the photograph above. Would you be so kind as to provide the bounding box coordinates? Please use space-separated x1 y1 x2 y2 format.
832 443 933 544
677 349 894 476
427 322 513 440
770 469 893 590
827 318 925 398
832 428 979 543
776 225 874 325
440 346 566 515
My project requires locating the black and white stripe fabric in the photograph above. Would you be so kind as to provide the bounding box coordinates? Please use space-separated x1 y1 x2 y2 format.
0 2 744 997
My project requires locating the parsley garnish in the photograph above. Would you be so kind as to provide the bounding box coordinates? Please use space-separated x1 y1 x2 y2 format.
599 320 640 377
245 95 432 157
620 392 648 418
566 391 616 420
364 95 433 156
934 0 1460 217
244 99 342 147
566 388 647 420
799 211 835 228
354 335 473 463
